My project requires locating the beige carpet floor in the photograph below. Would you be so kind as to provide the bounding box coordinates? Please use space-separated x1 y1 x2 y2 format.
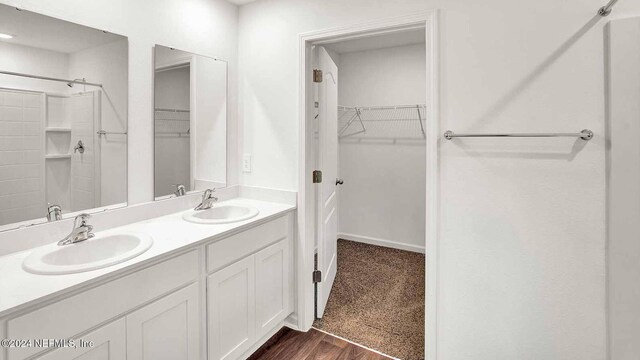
313 239 425 360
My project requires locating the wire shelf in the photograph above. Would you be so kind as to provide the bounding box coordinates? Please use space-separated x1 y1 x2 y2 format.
338 104 426 140
155 108 190 136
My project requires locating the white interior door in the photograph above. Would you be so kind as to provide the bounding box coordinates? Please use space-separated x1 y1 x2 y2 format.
315 46 339 318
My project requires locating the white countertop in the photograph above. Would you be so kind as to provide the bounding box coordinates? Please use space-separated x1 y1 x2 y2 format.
0 198 295 318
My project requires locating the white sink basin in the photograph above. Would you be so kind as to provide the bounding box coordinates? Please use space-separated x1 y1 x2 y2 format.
23 232 153 275
182 205 259 224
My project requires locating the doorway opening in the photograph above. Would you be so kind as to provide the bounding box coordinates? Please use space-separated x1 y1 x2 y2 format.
297 12 439 360
312 28 427 360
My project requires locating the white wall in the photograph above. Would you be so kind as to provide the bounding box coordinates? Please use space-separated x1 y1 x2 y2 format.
237 0 640 358
194 57 228 187
0 42 69 94
0 0 240 204
68 39 128 207
606 17 640 360
338 44 426 252
155 67 190 110
339 44 426 106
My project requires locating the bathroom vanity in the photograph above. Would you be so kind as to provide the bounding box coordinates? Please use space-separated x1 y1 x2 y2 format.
0 198 296 360
0 5 297 360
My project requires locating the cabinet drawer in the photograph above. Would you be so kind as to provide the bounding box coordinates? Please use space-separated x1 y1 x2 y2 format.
6 250 199 360
207 216 288 273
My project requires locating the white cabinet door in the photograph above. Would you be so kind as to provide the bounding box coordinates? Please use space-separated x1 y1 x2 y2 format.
207 256 256 360
255 240 290 340
126 283 200 360
34 318 126 360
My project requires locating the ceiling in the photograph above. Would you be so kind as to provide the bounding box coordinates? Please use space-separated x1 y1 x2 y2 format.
322 28 426 54
226 0 259 5
0 3 124 54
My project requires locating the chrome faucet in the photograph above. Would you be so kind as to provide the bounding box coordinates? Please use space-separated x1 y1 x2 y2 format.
173 184 186 197
194 189 218 211
47 203 62 222
58 214 94 246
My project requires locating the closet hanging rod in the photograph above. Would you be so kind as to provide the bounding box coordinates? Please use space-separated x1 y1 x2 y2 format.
155 118 190 122
155 132 190 136
97 130 127 136
0 70 102 88
443 129 593 141
154 108 190 113
339 104 425 111
598 0 620 16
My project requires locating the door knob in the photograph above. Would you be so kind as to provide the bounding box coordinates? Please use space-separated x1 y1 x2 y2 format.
336 178 344 185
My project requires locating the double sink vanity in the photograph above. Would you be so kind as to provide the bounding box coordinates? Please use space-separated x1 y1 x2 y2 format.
22 196 261 275
0 5 297 360
0 196 296 360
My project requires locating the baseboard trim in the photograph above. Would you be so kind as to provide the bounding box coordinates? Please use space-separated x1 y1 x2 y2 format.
240 321 285 360
338 232 425 254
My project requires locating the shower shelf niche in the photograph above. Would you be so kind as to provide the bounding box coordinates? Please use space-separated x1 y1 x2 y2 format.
45 154 72 159
44 94 73 211
45 127 71 132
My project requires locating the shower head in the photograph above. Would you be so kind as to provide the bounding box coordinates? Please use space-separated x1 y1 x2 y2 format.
67 82 74 88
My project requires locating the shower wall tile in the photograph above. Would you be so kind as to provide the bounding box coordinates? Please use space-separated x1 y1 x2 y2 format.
0 137 21 151
22 93 42 108
23 108 42 122
3 92 23 107
0 89 45 227
23 136 40 150
23 122 40 135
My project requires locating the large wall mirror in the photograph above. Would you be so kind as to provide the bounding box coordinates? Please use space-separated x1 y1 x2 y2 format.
0 4 128 231
154 45 227 199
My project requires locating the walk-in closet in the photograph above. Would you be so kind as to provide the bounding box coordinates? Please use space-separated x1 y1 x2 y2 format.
312 28 427 360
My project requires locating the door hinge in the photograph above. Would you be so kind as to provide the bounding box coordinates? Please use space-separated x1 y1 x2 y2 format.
313 270 322 283
313 69 323 83
313 170 322 183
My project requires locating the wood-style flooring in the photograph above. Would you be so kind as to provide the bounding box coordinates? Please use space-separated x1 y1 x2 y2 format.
248 327 393 360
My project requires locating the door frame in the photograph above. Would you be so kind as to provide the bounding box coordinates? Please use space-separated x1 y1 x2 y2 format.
296 10 440 360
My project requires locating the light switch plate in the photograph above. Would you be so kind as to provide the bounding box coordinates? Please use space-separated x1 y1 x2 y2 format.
243 154 252 172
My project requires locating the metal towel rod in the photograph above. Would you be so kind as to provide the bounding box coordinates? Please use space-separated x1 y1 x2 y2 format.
443 129 593 141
